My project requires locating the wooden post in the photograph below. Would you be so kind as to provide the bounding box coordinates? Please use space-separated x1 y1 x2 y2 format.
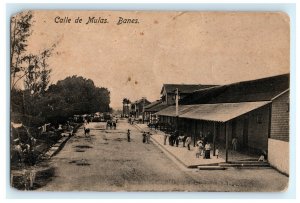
213 122 216 156
225 122 228 162
194 120 197 147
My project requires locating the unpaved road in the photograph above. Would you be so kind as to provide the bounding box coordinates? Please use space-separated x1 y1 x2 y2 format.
38 119 288 192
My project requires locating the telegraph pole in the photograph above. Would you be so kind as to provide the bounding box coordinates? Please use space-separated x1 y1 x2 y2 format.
142 97 146 124
175 88 179 132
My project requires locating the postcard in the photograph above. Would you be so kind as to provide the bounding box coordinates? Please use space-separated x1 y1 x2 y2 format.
10 10 289 192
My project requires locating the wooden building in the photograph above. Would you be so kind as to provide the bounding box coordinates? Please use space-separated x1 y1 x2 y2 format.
157 74 289 168
144 100 168 123
130 98 151 119
160 84 217 105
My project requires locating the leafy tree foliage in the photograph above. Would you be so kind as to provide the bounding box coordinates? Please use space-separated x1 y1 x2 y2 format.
44 76 111 124
11 76 111 126
10 11 33 90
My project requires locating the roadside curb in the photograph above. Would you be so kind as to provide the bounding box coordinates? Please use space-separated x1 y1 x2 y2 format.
44 134 71 159
151 134 191 168
133 123 195 169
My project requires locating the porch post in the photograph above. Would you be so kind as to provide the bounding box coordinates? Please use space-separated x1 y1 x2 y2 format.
225 122 228 162
194 119 197 147
213 122 216 156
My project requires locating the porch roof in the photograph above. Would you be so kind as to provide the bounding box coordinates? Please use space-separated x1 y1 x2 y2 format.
155 105 198 116
156 101 270 122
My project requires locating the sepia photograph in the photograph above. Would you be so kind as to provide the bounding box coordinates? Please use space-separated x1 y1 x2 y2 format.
10 10 290 192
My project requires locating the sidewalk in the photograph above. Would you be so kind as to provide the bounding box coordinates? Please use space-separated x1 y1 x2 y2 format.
135 123 225 168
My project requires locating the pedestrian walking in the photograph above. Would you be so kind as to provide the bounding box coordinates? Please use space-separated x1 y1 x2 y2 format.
185 136 191 150
127 129 131 142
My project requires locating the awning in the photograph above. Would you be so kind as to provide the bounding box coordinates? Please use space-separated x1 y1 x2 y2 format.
155 105 198 116
180 101 271 122
145 103 169 112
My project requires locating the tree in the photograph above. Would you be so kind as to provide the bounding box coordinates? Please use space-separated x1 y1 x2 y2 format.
10 11 56 93
10 11 33 90
39 49 52 95
43 76 111 124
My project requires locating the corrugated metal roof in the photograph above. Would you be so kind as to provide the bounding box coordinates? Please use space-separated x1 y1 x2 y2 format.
156 105 198 116
180 74 289 105
161 84 217 94
146 103 169 112
144 100 162 109
156 102 270 122
180 102 271 122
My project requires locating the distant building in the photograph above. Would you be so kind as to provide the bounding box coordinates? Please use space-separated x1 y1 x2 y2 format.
144 100 168 123
130 98 151 118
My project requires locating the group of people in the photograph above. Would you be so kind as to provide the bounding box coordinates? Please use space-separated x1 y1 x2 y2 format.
162 130 220 159
128 116 135 125
106 120 117 130
125 129 152 144
164 131 193 150
195 140 219 159
142 131 151 144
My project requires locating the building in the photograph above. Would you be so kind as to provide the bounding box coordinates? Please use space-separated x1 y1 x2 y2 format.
268 89 289 175
130 98 151 119
144 100 168 123
143 84 217 123
160 84 217 105
156 74 289 174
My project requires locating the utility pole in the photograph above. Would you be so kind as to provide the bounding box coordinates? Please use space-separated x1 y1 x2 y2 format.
175 88 179 132
142 97 146 124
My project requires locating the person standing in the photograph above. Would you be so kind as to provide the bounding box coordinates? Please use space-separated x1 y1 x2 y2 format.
196 141 203 158
232 137 238 151
146 132 151 144
185 136 192 150
127 129 131 142
142 131 147 143
215 147 219 159
164 133 168 145
204 142 211 159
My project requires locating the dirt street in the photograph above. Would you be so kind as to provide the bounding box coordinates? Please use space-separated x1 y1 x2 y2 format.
38 119 288 192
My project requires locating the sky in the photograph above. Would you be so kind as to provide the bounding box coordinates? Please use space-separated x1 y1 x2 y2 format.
22 10 290 109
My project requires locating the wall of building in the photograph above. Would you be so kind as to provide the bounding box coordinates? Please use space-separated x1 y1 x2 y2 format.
166 93 189 105
270 91 289 141
243 105 270 153
268 138 289 175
